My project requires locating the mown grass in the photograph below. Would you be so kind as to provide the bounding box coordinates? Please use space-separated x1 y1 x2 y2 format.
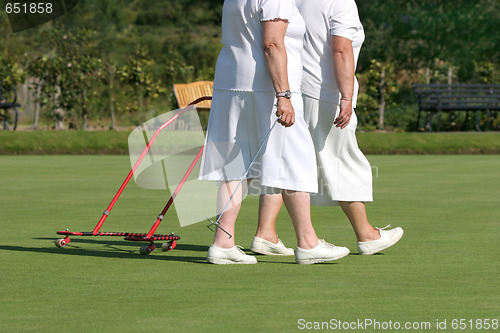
0 155 499 332
1 130 500 154
0 130 130 154
357 132 500 154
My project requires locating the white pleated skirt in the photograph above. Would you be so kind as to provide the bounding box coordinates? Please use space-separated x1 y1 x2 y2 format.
303 94 373 205
199 89 318 193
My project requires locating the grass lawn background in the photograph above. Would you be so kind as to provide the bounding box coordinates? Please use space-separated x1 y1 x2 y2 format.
1 130 500 154
0 155 499 332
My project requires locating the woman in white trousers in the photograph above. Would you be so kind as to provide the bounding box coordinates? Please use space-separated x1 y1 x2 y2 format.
251 0 404 256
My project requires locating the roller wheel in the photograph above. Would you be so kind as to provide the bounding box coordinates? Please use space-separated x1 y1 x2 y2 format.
162 241 177 251
55 238 69 248
139 244 156 255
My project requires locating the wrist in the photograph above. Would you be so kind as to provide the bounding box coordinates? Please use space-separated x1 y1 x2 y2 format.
340 96 353 102
276 90 292 99
275 96 292 108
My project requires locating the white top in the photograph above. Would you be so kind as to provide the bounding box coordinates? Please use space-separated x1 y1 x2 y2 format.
213 0 305 93
297 0 364 107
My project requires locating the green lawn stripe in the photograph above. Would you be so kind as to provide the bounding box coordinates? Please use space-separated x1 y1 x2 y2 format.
0 155 499 332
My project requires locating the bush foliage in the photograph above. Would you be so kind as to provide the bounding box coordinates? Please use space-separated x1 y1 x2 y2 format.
0 0 498 131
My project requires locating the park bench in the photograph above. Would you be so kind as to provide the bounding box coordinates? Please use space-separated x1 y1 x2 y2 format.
413 83 500 131
173 81 213 112
172 81 213 130
0 85 21 130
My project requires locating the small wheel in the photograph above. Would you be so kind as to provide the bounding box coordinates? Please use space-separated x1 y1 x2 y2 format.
162 240 177 251
139 244 156 255
55 238 68 248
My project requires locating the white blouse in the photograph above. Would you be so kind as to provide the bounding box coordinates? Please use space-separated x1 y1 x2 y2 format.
213 0 305 93
297 0 365 107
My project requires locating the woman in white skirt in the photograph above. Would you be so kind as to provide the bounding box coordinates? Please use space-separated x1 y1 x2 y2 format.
252 0 404 256
199 0 350 264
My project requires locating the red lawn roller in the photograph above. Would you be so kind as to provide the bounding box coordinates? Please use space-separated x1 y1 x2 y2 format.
55 97 211 255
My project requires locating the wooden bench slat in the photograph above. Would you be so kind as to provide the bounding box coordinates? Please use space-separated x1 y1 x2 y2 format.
412 83 499 131
173 81 213 110
420 95 500 100
413 83 500 89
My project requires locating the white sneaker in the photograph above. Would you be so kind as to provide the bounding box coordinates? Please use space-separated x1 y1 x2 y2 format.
357 225 404 255
295 239 350 264
207 244 257 264
250 236 294 256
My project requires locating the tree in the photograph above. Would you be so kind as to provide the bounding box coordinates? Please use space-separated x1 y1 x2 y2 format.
357 60 398 130
358 0 499 81
26 56 62 129
118 45 165 124
52 29 102 129
0 56 26 129
3 0 496 131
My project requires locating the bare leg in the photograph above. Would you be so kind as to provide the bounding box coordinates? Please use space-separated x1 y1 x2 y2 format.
213 181 245 248
255 194 283 243
339 201 380 242
282 190 318 249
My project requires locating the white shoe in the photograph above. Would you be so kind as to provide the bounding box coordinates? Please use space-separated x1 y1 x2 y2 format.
207 244 257 264
250 236 294 256
295 239 350 264
357 225 404 255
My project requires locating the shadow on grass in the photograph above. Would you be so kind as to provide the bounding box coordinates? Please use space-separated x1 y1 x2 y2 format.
8 238 348 265
0 240 209 264
0 243 307 265
249 253 343 265
34 237 208 252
